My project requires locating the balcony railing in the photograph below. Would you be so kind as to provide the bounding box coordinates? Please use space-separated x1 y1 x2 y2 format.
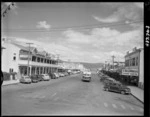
18 60 59 68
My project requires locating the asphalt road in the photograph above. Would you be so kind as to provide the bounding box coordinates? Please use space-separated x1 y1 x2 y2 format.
1 73 144 115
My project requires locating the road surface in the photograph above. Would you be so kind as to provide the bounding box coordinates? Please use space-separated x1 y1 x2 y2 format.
2 73 143 115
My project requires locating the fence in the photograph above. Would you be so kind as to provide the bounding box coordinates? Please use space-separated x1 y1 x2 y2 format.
3 72 17 81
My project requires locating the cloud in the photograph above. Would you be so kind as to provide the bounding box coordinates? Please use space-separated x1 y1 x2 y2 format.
93 15 119 23
93 3 143 23
4 23 143 63
62 29 90 44
36 21 51 30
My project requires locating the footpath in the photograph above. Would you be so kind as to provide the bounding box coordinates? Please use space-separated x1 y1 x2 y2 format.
127 86 144 103
2 79 20 86
98 73 144 104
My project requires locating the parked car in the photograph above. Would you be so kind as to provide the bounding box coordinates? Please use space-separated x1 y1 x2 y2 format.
82 71 91 82
103 78 116 84
53 73 59 78
59 73 65 77
41 74 50 81
36 74 43 81
20 76 31 84
48 73 54 79
63 72 69 76
57 73 63 77
103 82 131 95
30 75 38 83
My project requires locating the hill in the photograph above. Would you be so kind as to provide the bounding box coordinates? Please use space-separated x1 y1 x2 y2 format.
79 62 104 71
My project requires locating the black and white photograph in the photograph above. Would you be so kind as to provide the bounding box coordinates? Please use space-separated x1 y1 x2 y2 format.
1 2 145 116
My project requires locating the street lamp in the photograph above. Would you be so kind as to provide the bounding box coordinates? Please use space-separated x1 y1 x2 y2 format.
26 43 33 76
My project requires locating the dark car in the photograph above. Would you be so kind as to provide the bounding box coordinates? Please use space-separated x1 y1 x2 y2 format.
103 82 131 95
30 75 38 83
36 75 43 81
103 78 114 84
100 76 109 82
48 73 57 79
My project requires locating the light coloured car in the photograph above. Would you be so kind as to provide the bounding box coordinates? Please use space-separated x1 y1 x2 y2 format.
41 74 50 81
59 73 65 77
82 71 91 82
54 73 59 78
20 76 31 84
57 73 63 77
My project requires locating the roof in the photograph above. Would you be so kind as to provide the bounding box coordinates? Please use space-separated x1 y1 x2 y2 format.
11 42 35 52
125 48 143 58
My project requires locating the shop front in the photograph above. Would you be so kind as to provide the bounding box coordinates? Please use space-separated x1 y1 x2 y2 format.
121 69 139 86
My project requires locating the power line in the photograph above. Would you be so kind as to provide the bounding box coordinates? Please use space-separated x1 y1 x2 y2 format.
2 20 143 33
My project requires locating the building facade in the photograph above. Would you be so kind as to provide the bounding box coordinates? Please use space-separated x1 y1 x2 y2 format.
58 61 85 72
2 41 59 80
122 47 144 89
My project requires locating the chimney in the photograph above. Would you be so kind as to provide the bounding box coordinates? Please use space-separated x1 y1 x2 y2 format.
133 47 137 52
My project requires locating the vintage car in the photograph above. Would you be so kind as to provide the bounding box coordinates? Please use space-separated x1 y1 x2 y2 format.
20 76 32 84
30 75 39 83
82 71 91 82
103 82 131 95
41 74 50 81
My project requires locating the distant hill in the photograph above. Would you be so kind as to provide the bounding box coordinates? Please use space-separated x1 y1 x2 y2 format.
79 62 104 71
60 60 104 71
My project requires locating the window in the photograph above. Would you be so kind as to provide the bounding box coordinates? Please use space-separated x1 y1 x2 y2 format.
13 56 16 61
125 60 129 67
9 68 13 73
13 53 16 61
136 57 138 66
41 58 43 63
129 59 132 66
132 58 135 66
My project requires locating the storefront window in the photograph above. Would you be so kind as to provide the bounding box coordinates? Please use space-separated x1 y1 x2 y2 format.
136 57 138 66
132 58 135 66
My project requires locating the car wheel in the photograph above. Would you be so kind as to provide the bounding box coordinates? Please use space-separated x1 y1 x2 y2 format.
121 91 125 95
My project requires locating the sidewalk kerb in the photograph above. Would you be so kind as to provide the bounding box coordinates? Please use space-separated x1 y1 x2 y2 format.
130 92 144 104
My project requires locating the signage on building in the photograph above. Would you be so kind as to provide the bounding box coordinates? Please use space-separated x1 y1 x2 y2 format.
20 55 30 58
121 69 138 76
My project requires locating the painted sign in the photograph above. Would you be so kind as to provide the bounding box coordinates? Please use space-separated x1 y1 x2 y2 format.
121 69 138 76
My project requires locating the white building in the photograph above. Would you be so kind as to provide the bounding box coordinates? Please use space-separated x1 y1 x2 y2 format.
1 40 59 80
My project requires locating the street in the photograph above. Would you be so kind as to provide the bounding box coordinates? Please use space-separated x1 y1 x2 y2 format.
2 73 143 115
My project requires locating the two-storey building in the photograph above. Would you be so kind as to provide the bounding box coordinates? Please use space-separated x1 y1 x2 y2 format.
2 41 59 80
122 47 144 89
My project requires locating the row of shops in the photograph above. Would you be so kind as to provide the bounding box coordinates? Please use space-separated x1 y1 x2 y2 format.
102 47 144 89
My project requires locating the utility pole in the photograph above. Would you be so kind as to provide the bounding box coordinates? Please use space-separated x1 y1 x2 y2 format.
26 43 33 76
112 55 115 69
56 54 60 72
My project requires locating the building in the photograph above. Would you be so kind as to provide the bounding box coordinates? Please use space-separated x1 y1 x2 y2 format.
1 40 59 80
58 61 85 72
122 47 144 89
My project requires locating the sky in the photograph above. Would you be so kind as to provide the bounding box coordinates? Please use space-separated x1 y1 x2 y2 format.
2 2 144 63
